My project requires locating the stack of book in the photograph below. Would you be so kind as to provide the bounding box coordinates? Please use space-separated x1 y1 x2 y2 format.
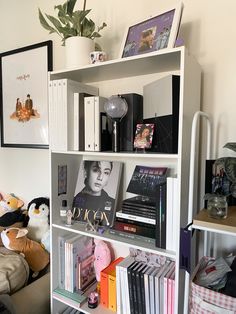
114 195 156 240
58 233 95 293
112 165 170 249
116 256 176 314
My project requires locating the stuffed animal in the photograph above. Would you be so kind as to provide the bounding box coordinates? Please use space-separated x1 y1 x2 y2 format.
0 192 24 217
41 229 50 253
0 193 29 246
27 197 49 242
93 239 111 282
1 227 49 274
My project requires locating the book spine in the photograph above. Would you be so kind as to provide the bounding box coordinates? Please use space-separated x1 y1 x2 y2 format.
100 271 109 307
140 270 147 314
116 217 155 228
60 79 68 151
73 92 79 151
144 271 151 314
84 96 95 151
114 221 155 238
58 236 66 289
116 211 155 225
94 97 106 151
166 177 174 251
122 206 156 219
108 273 117 312
116 265 121 314
127 264 135 314
155 183 167 249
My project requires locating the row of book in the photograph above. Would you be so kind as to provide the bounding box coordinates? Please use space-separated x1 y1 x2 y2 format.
48 78 144 152
58 233 95 293
100 255 176 314
111 176 178 251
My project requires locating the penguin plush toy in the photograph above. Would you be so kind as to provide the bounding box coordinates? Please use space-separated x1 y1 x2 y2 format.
27 197 49 243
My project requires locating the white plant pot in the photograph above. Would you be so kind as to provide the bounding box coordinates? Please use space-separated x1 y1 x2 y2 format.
65 37 95 68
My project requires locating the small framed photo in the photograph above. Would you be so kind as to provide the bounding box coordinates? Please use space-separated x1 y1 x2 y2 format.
134 123 154 149
0 41 52 148
120 3 183 58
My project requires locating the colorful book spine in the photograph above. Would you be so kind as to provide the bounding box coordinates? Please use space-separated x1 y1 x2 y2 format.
100 257 124 308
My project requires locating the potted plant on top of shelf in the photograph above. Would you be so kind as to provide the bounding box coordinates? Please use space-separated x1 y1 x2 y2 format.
38 0 107 68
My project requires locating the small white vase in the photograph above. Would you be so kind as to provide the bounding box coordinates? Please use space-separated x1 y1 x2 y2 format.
65 37 95 68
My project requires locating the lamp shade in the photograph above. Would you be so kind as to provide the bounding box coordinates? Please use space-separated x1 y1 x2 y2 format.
104 95 128 119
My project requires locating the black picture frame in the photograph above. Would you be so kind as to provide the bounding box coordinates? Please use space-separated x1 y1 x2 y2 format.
0 40 52 148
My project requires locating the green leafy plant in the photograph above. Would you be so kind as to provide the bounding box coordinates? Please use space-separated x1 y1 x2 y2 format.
38 0 107 46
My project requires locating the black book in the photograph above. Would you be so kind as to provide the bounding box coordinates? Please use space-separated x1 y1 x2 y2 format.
155 182 167 249
143 75 180 154
127 261 139 314
114 220 155 238
122 205 156 219
140 265 149 314
116 217 155 229
123 195 157 210
127 166 168 198
120 93 143 151
135 263 147 314
131 262 143 314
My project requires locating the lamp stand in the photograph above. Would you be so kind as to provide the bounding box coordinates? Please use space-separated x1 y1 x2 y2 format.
112 119 120 152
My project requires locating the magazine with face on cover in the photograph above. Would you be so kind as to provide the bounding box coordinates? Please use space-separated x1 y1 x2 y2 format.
73 160 123 227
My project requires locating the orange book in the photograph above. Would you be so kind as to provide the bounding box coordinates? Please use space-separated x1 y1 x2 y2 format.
100 257 124 308
108 268 117 312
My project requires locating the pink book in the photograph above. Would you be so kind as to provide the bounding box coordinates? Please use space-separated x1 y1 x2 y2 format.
169 271 175 314
164 263 175 314
167 267 175 314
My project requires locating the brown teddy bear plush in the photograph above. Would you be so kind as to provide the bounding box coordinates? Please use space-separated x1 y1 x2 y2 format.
1 227 49 275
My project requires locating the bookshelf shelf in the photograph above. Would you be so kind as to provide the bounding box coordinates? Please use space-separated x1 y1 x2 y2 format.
192 206 236 236
52 222 176 258
52 150 179 160
50 47 182 83
50 47 201 314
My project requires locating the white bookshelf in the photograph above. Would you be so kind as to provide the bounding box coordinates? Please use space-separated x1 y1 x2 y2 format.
49 47 201 314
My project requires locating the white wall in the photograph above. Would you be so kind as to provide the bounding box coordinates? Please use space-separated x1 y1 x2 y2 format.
0 1 236 209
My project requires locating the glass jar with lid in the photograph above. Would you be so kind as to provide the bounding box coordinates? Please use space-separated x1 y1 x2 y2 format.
204 194 228 219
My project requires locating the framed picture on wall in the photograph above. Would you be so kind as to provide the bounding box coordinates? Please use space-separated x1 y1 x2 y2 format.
0 40 53 148
120 2 183 58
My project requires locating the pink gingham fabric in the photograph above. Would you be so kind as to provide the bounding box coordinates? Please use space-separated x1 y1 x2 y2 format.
189 257 236 314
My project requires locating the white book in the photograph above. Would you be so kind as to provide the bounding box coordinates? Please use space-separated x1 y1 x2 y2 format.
84 96 107 151
116 256 135 314
160 261 174 314
164 263 175 314
144 266 155 314
49 79 98 151
166 177 174 251
58 233 75 289
149 267 160 314
84 96 95 151
154 261 171 314
116 210 155 225
172 177 179 252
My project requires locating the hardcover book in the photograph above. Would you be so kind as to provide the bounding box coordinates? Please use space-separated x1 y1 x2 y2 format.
73 160 123 227
143 75 180 153
155 182 167 249
127 165 168 197
120 93 143 151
